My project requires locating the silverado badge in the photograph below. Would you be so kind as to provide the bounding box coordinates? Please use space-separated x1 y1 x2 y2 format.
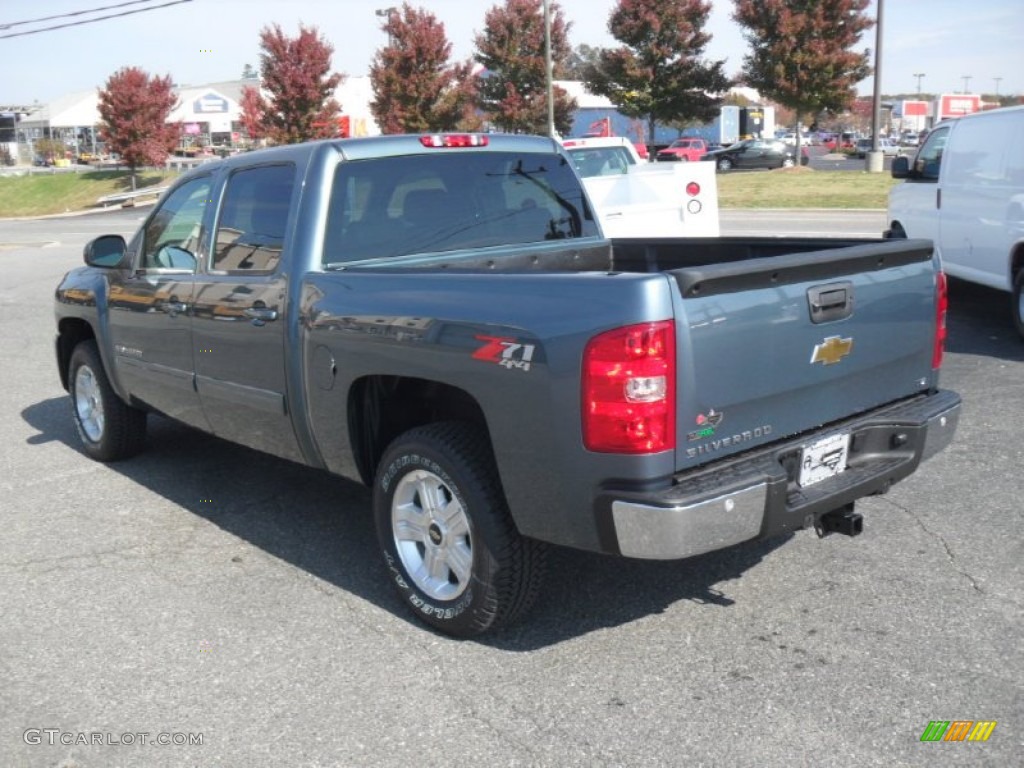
811 336 854 365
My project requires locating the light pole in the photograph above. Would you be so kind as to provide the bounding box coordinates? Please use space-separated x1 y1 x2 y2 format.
866 0 884 172
543 0 555 138
994 77 1002 98
913 73 925 95
375 7 397 46
961 75 972 94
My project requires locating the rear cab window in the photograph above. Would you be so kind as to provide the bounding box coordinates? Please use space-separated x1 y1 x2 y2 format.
322 151 598 266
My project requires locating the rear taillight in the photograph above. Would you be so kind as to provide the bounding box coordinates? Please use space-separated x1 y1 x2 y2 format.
933 271 948 369
419 134 489 148
583 321 676 454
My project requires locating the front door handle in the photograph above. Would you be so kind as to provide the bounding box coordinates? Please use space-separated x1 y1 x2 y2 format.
243 306 278 326
163 300 188 317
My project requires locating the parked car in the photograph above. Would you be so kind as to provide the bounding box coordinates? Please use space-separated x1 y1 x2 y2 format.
825 132 857 151
855 138 903 158
701 138 809 171
561 136 641 177
655 137 709 162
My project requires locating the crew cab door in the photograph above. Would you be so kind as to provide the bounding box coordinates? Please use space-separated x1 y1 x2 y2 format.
106 174 213 429
191 162 303 462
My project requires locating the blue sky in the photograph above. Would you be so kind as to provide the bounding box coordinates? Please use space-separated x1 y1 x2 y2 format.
1 0 1021 106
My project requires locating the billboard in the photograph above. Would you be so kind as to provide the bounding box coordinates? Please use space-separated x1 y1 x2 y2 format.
936 94 980 120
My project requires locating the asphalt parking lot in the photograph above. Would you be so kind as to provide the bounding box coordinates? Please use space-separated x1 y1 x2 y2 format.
1 211 1020 767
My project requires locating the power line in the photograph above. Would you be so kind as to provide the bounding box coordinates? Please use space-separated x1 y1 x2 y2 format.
0 0 165 30
0 0 193 39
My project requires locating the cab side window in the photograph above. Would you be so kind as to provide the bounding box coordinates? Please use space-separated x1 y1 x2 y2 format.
140 176 212 270
914 125 951 181
212 164 294 274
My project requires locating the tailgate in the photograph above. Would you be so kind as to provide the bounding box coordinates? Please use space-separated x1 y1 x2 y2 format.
669 239 939 471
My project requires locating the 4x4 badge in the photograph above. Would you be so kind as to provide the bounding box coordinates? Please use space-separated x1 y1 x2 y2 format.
811 336 854 365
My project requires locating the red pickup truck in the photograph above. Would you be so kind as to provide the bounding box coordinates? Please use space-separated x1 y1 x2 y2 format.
656 138 709 162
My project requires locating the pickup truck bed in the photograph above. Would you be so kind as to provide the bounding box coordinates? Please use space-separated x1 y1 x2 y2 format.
54 134 960 636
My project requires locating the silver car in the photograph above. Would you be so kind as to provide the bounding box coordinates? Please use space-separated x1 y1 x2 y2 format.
855 138 903 158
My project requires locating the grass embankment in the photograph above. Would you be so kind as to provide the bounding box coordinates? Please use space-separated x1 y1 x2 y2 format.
0 170 179 217
0 166 899 217
716 168 901 209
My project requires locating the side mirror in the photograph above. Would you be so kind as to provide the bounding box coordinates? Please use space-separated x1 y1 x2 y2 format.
891 155 911 179
83 235 128 268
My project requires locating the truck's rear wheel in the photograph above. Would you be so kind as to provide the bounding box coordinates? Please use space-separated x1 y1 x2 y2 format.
1013 269 1024 339
68 340 146 461
374 422 546 637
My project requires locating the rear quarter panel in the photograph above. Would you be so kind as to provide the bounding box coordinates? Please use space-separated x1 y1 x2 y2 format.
300 267 678 552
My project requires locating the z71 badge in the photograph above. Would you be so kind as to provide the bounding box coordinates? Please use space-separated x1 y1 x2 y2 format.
473 335 536 372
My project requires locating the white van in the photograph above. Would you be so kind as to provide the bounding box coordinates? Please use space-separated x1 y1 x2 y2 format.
886 105 1024 337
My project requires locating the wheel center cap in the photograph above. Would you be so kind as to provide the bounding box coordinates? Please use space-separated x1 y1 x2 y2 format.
427 523 443 546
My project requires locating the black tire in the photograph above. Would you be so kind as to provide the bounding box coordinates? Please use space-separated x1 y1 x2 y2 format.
374 422 546 637
717 157 733 172
1013 268 1024 340
68 340 146 461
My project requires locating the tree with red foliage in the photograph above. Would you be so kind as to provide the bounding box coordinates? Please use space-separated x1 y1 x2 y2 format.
370 4 480 133
97 66 178 189
584 0 731 147
238 86 264 143
733 0 873 156
474 0 576 136
241 23 345 145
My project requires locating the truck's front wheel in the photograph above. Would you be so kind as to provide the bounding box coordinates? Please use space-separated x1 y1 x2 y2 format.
1013 268 1024 339
68 340 146 461
374 422 546 637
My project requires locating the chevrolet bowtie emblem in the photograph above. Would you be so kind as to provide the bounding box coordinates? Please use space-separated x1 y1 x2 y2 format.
811 336 853 365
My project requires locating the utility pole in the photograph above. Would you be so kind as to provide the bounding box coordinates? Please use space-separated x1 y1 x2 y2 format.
961 75 972 94
913 73 925 95
993 77 1002 97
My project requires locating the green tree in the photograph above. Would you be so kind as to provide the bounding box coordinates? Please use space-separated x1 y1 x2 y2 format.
564 43 601 80
474 0 576 136
584 0 731 146
241 23 344 144
370 4 480 133
733 0 873 156
97 66 179 189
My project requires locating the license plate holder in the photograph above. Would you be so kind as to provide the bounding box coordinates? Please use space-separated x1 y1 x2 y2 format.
799 432 850 487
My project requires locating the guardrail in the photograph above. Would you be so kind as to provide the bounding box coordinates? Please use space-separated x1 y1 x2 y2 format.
96 185 169 208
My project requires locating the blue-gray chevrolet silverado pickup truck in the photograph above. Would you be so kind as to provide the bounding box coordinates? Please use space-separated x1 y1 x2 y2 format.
55 134 961 636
